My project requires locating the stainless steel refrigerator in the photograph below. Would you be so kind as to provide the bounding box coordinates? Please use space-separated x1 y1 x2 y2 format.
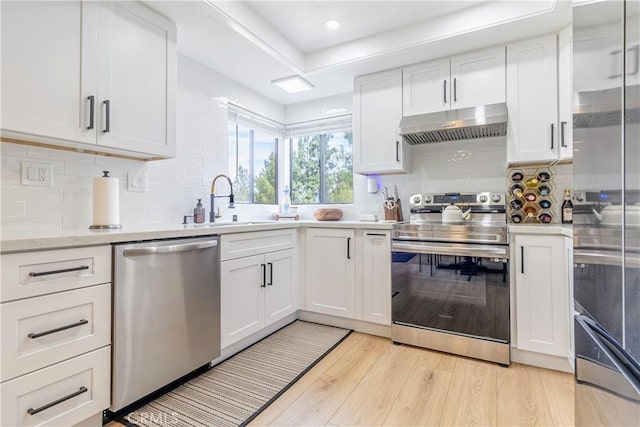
572 0 640 425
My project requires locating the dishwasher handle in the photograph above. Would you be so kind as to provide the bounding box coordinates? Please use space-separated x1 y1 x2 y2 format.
123 240 217 257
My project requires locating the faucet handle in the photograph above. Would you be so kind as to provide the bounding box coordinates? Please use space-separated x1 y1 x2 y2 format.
182 215 194 225
215 207 222 219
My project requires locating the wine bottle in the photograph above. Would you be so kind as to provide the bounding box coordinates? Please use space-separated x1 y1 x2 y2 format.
562 189 573 224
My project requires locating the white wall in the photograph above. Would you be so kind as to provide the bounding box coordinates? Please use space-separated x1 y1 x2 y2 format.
0 55 284 237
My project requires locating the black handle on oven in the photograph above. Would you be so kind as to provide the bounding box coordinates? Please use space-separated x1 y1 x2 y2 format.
520 246 524 274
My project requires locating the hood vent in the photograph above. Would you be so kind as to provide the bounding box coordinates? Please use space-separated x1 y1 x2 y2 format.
574 87 640 129
399 103 508 145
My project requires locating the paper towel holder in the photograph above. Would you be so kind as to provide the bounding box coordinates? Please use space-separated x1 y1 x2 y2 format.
89 171 123 230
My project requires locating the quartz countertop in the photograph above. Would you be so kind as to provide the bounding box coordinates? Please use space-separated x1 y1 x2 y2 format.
508 224 573 238
1 220 394 253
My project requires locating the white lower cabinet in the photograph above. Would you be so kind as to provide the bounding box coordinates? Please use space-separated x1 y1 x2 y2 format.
305 228 356 318
0 246 112 426
513 233 573 363
361 231 391 325
1 347 110 427
220 232 296 349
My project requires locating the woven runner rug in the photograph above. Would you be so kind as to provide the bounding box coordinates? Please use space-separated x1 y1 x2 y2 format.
124 321 351 427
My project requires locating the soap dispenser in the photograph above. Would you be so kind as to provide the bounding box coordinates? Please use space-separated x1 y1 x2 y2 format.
194 199 205 223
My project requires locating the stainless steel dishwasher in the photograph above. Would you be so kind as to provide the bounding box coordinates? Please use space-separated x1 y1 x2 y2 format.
111 236 220 412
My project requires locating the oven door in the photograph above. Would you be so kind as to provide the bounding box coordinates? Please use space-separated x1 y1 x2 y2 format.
391 241 510 343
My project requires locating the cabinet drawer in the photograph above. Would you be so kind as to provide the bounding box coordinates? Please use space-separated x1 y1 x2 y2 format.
1 246 111 302
221 229 296 261
1 347 110 427
1 284 111 382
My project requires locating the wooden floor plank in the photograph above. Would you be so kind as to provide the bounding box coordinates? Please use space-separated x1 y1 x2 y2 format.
265 333 389 426
382 349 455 426
496 363 555 426
538 365 575 427
328 343 422 426
439 357 498 426
248 332 363 426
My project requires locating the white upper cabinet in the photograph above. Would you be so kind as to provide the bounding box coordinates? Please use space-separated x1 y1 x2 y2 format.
402 58 450 115
402 45 506 116
96 2 175 157
353 69 410 175
506 34 559 164
0 1 176 159
1 1 97 146
558 26 573 161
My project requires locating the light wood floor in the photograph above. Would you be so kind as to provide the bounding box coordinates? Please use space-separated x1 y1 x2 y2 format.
249 332 575 427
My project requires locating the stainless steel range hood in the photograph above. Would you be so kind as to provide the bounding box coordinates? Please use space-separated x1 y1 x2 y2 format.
399 103 508 144
573 87 640 129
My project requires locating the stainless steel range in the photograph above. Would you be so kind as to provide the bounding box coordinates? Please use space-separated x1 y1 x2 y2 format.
391 191 510 365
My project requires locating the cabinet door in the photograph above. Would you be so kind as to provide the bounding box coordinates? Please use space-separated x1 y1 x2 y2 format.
450 46 506 110
305 228 355 318
361 231 391 325
353 69 409 174
514 235 568 357
221 254 265 348
0 1 97 144
558 27 573 161
264 249 297 326
507 35 559 164
402 58 450 115
96 2 176 157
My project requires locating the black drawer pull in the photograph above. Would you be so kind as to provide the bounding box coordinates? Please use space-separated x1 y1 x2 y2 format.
268 262 273 286
366 233 387 236
521 246 525 274
260 264 266 288
28 319 88 339
103 100 110 133
347 237 352 259
29 265 89 277
87 96 95 130
27 386 88 416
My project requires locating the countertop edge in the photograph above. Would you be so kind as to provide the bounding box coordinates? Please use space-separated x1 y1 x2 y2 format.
1 220 394 253
508 224 573 238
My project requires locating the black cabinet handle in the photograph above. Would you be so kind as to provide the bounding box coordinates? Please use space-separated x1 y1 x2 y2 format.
27 386 88 416
561 121 567 147
453 77 457 102
443 80 447 103
29 265 89 277
520 246 525 274
347 237 351 259
28 319 88 339
550 123 554 149
260 264 266 287
267 262 273 286
103 100 110 133
87 96 94 130
396 141 400 162
366 233 386 236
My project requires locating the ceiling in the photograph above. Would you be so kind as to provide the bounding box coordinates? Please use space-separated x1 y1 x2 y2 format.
145 1 572 106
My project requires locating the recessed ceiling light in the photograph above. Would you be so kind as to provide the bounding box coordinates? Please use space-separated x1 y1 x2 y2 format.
271 75 314 94
325 19 340 30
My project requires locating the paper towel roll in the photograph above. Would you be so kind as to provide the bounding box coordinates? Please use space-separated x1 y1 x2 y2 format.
91 171 121 228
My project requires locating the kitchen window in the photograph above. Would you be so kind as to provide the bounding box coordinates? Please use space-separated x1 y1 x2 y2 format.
227 115 280 205
287 116 353 204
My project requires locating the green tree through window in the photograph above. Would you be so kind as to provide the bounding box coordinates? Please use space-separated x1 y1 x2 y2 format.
290 132 353 204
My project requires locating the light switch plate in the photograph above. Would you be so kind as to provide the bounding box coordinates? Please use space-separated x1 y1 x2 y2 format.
21 161 52 186
128 172 148 192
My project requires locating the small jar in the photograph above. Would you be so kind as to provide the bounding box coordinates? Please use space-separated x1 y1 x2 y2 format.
511 213 523 223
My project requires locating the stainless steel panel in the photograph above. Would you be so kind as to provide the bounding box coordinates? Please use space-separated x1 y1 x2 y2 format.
392 323 510 365
392 223 508 245
392 241 509 258
112 236 220 411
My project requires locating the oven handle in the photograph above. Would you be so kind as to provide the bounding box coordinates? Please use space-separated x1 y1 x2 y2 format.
391 241 509 258
574 249 640 268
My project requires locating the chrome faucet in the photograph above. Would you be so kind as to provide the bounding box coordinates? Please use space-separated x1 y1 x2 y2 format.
210 174 235 222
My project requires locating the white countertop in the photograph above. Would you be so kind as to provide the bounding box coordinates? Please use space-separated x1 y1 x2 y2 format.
508 224 573 238
0 220 394 253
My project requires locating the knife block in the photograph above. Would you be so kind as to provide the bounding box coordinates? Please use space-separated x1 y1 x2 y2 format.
384 199 404 222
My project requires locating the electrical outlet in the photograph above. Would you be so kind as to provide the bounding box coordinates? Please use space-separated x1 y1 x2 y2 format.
21 161 52 186
127 172 148 192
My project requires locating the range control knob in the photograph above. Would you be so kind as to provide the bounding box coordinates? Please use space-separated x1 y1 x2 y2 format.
479 194 489 203
411 195 422 205
423 195 433 203
491 193 502 203
575 192 585 202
